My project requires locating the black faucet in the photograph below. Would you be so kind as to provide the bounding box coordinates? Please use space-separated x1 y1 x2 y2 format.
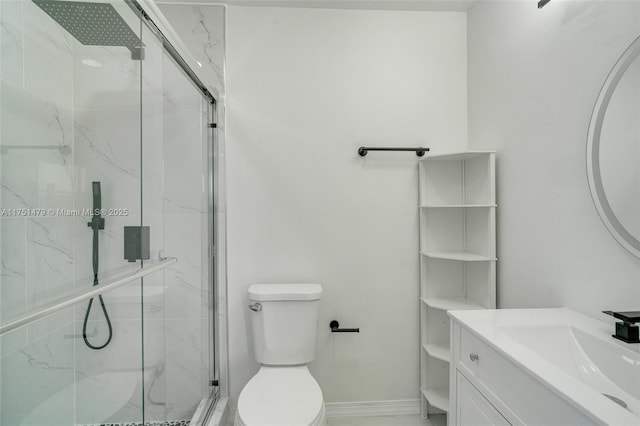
602 311 640 343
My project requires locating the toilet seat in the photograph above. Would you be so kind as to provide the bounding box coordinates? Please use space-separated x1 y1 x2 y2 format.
236 365 325 426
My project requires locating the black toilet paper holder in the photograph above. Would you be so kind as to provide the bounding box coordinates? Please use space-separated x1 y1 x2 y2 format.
330 320 359 333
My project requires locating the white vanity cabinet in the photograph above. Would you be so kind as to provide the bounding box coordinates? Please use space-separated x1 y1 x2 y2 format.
449 317 600 426
456 373 510 426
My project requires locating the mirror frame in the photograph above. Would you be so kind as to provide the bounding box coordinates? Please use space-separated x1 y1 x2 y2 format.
587 34 640 258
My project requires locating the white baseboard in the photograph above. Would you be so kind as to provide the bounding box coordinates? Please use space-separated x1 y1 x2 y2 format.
226 399 420 422
324 399 421 417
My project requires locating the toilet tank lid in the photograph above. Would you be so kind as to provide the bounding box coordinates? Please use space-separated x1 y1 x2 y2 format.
248 283 322 301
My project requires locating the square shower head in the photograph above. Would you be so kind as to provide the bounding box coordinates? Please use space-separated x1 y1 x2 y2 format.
32 0 144 57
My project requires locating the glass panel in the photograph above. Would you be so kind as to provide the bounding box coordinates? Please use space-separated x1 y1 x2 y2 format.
143 38 212 422
72 0 145 423
1 279 146 425
75 280 144 425
1 0 146 424
1 307 76 425
140 16 167 423
1 0 218 423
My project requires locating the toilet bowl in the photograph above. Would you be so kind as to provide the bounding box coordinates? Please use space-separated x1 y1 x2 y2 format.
235 366 325 426
235 283 325 426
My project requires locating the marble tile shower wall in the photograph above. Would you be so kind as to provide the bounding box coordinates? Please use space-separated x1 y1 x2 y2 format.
157 4 225 95
0 1 221 424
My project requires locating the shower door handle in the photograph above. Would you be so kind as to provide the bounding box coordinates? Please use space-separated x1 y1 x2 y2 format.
249 303 262 312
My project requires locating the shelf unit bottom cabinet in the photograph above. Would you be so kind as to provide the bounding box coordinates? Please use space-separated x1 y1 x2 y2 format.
418 151 497 421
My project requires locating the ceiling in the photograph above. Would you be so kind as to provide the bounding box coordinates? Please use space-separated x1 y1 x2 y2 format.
161 0 479 12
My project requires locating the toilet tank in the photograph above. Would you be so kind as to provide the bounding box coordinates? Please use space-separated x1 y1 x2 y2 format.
248 283 322 365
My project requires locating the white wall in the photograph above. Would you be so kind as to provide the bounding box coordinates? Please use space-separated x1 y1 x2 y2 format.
226 6 466 405
467 1 640 315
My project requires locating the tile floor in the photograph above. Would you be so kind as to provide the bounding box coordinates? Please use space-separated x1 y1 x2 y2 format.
326 414 446 426
225 413 446 426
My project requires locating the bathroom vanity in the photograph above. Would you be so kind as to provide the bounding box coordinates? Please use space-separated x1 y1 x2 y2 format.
448 308 640 426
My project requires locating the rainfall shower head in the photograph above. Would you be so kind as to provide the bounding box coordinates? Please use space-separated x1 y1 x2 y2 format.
32 0 144 60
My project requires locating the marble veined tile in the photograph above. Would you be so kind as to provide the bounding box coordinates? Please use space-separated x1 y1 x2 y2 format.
0 318 26 357
164 318 204 421
25 217 74 309
0 0 24 87
22 0 73 109
73 44 142 112
157 4 225 94
75 317 143 425
74 317 166 424
1 81 74 210
163 215 204 320
0 217 26 321
0 322 75 426
163 107 206 215
74 108 141 215
162 51 203 111
72 23 164 113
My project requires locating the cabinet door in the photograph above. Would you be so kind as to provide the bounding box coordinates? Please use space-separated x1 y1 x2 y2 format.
457 373 511 426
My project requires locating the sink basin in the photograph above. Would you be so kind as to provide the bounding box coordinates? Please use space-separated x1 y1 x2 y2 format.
499 323 640 416
449 308 640 425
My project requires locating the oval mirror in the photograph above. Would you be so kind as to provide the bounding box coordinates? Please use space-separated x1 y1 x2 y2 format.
587 35 640 258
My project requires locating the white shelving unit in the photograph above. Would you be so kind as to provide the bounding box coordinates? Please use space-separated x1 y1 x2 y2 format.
418 151 496 420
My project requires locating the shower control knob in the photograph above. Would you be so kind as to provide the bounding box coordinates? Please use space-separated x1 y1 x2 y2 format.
249 303 262 312
469 353 479 362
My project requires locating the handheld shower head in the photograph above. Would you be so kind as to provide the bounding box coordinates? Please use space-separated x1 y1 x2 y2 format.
88 181 105 230
92 181 102 212
84 180 112 350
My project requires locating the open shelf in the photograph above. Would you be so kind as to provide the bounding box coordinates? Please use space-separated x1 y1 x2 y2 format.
421 297 484 311
422 388 449 412
423 342 450 363
419 151 496 419
421 251 496 262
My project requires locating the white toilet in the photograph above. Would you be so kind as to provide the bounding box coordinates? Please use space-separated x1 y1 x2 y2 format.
235 283 326 426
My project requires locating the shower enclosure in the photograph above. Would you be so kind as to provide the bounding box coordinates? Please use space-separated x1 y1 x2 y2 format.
0 0 220 424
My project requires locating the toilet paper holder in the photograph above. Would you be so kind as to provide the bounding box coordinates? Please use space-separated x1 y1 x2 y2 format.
330 320 359 333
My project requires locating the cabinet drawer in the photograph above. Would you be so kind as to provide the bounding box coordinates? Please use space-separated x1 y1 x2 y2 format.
459 326 487 375
457 327 598 426
457 372 511 426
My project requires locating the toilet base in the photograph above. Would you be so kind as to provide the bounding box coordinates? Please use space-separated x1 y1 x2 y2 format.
234 404 325 426
235 365 325 426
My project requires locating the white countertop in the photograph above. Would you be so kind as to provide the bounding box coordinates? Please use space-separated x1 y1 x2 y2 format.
449 308 640 426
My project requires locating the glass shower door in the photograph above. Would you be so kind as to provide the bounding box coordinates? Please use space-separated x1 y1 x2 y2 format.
146 38 217 422
0 0 150 424
0 0 218 423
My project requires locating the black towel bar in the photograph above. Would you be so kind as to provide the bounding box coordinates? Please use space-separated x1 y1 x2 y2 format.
358 146 429 157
